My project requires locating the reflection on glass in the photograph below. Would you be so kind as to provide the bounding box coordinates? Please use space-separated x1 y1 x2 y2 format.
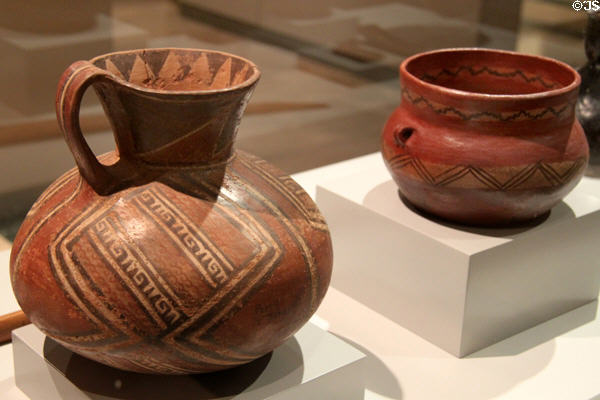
0 0 588 246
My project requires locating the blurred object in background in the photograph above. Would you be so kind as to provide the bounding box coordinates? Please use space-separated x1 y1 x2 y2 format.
0 0 145 140
577 11 600 176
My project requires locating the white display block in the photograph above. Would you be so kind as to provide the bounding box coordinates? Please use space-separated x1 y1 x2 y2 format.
0 14 146 114
316 160 600 357
13 322 365 400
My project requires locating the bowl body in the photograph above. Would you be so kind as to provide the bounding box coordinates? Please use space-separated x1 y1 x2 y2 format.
381 48 589 226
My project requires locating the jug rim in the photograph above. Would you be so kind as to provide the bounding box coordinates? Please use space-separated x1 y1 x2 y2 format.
399 47 580 101
89 47 261 96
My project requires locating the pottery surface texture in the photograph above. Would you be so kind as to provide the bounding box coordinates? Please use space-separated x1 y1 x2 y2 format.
10 49 332 374
382 48 589 226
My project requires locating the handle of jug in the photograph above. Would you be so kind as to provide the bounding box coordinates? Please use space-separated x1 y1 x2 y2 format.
56 60 130 195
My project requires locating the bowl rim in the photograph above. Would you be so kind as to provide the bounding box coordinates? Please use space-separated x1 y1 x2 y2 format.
400 47 580 101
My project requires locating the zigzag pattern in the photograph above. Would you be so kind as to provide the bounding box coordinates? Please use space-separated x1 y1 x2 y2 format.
402 88 570 122
94 49 254 92
388 154 585 190
420 65 557 89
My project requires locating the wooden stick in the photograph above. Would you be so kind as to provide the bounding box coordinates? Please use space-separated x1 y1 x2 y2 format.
0 311 29 344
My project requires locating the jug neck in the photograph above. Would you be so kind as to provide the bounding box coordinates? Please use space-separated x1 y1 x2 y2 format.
96 83 255 167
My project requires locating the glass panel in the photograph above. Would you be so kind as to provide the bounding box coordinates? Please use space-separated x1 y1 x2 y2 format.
0 0 588 247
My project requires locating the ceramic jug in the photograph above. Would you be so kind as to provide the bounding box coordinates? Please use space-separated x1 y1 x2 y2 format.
10 48 333 374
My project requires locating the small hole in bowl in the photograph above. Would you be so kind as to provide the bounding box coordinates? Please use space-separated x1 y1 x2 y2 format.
394 127 414 147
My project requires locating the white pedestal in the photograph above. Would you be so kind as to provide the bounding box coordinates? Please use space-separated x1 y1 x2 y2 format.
0 14 146 115
12 323 365 400
316 159 600 357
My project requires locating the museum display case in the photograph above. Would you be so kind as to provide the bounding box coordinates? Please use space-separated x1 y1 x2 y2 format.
0 1 599 399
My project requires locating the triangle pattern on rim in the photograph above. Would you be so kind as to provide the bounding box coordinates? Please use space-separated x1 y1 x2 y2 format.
209 58 232 89
190 53 211 86
109 53 138 82
231 63 251 86
129 55 155 84
105 59 125 80
93 58 107 70
144 50 171 78
158 51 184 82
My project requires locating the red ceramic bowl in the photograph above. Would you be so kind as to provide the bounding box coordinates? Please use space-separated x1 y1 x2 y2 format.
381 48 589 226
